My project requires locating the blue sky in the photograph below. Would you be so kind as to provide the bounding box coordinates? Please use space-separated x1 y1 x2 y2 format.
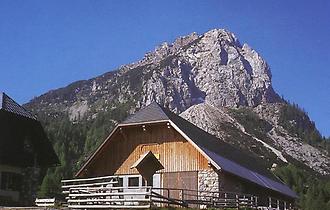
0 0 329 136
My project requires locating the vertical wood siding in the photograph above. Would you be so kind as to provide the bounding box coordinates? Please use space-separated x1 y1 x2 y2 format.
84 123 209 177
163 171 198 201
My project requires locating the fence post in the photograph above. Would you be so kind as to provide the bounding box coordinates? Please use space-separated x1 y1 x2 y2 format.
284 201 287 210
225 193 227 207
269 197 272 208
277 199 280 210
243 195 246 206
167 189 170 207
149 187 152 207
236 194 239 209
250 195 253 207
255 196 258 208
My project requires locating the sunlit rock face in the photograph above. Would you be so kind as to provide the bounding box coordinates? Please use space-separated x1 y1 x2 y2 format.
140 29 281 112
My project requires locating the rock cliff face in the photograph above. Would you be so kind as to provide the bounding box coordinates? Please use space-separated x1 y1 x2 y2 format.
25 29 329 176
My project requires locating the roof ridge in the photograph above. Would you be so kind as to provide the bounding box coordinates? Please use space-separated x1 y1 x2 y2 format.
121 102 169 124
0 92 3 109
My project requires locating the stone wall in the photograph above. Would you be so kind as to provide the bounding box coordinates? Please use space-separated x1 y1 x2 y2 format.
198 169 219 193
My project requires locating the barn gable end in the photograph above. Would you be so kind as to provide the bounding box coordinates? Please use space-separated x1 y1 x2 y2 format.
78 122 210 177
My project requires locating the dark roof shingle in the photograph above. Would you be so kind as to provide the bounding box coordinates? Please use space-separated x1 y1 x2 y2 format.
121 102 169 124
204 147 298 198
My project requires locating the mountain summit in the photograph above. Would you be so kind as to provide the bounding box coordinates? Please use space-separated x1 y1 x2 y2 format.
138 29 281 110
25 29 329 178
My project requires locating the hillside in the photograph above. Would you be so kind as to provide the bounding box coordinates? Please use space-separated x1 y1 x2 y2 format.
25 29 330 209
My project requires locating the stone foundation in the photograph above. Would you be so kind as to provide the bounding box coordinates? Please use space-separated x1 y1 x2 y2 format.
198 169 219 193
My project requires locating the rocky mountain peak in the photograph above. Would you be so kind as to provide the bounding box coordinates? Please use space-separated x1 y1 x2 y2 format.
140 29 281 110
27 28 282 115
25 28 329 177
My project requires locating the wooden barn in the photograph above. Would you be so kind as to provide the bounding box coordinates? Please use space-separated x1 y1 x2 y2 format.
65 102 297 209
0 92 59 206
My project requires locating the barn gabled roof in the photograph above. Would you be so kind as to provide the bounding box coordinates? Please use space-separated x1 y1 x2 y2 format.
77 102 297 199
0 92 36 120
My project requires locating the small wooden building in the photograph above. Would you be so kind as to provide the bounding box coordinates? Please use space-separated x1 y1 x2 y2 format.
0 92 59 205
76 102 297 207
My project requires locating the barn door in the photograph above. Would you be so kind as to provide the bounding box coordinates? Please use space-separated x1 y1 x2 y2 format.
162 171 198 201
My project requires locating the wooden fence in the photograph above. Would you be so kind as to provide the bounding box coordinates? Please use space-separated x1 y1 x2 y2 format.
150 187 258 209
66 186 152 209
35 198 55 207
61 175 120 194
61 176 294 209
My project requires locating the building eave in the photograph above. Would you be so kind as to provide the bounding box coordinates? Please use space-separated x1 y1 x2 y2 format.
75 124 120 177
168 120 222 171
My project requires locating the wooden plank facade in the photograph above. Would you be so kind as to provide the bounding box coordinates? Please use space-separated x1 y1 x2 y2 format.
81 122 209 177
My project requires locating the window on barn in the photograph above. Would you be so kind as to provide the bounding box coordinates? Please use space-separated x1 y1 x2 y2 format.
128 177 139 187
0 172 22 191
